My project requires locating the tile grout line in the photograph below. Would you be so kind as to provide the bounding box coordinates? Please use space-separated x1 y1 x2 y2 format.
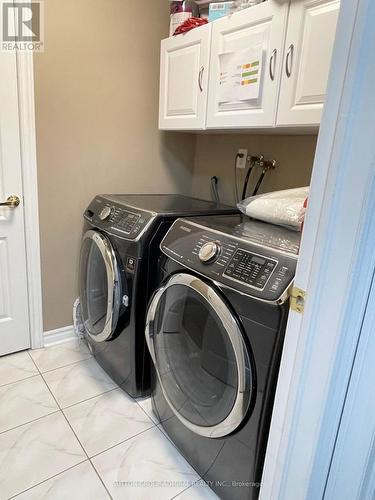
29 353 93 375
27 351 155 437
134 398 160 424
27 350 120 409
149 424 206 498
25 349 199 499
89 462 114 500
7 459 88 500
88 425 180 500
170 477 208 500
26 350 115 500
0 372 40 389
0 409 61 437
27 349 204 499
60 387 120 411
88 424 156 460
89 458 113 498
30 343 216 498
134 400 210 496
155 422 214 498
0 372 39 389
26 350 164 498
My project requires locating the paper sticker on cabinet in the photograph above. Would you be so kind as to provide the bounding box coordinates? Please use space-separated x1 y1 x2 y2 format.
218 46 263 104
218 52 236 102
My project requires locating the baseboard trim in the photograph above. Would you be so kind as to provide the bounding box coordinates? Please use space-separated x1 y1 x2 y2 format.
43 325 76 347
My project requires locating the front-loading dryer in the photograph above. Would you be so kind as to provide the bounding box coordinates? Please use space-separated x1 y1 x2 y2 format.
79 195 238 397
145 214 300 499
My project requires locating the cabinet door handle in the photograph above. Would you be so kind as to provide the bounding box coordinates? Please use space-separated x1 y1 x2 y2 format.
198 66 204 92
269 48 277 81
286 44 294 78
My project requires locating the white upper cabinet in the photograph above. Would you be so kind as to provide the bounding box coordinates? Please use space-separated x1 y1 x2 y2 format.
206 1 289 129
159 24 211 130
158 0 340 131
276 0 340 127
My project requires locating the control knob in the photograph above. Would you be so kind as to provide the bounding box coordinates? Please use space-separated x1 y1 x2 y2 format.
99 206 113 221
199 241 221 264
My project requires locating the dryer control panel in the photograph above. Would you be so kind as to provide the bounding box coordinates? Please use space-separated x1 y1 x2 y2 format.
83 196 155 240
161 218 298 302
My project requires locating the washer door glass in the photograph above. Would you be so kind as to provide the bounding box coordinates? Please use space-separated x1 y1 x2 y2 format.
79 230 121 342
146 273 252 438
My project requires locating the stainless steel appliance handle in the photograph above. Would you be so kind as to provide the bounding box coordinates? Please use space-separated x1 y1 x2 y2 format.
286 43 294 78
145 273 252 438
269 48 277 81
145 287 165 363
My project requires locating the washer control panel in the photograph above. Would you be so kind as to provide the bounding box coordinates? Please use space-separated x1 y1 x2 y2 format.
161 219 298 302
84 197 154 239
224 250 277 290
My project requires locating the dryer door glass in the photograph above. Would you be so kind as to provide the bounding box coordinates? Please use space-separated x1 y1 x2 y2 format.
146 273 252 438
79 230 121 342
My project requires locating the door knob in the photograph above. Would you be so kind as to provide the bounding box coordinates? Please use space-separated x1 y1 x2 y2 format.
0 195 20 207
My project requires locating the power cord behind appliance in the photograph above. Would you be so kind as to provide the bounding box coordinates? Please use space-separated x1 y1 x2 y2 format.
210 176 220 204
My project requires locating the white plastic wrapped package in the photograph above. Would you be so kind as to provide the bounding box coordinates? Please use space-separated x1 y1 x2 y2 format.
238 187 309 231
73 297 85 341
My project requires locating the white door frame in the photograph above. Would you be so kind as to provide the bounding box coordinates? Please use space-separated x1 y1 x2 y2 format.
260 0 375 498
15 50 44 350
323 268 375 500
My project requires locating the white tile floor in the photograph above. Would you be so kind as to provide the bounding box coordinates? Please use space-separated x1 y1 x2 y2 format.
0 339 218 499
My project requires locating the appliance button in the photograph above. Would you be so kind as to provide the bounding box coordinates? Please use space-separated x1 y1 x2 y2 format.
198 241 221 264
126 257 136 272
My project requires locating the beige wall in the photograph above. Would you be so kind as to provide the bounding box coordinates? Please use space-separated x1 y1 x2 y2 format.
192 134 317 205
34 0 318 331
34 0 196 331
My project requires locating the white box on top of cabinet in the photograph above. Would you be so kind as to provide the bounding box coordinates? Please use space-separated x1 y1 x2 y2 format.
158 0 340 131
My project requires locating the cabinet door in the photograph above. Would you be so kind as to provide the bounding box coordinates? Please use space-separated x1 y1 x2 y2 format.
206 1 289 130
277 0 340 127
159 24 211 130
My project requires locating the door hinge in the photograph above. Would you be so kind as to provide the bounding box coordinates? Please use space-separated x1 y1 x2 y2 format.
290 287 306 314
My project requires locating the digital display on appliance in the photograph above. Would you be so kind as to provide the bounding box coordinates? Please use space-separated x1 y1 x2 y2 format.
251 256 266 266
119 212 141 233
224 249 277 290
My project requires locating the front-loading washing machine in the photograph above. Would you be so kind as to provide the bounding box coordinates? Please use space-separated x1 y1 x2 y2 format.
79 194 238 397
145 214 300 499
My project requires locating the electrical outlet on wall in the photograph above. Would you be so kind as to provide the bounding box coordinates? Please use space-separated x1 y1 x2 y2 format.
236 149 248 169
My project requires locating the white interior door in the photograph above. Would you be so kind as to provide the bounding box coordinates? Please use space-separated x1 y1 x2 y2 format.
206 0 289 129
0 51 30 355
159 24 211 130
323 270 375 500
260 0 373 498
276 0 340 127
